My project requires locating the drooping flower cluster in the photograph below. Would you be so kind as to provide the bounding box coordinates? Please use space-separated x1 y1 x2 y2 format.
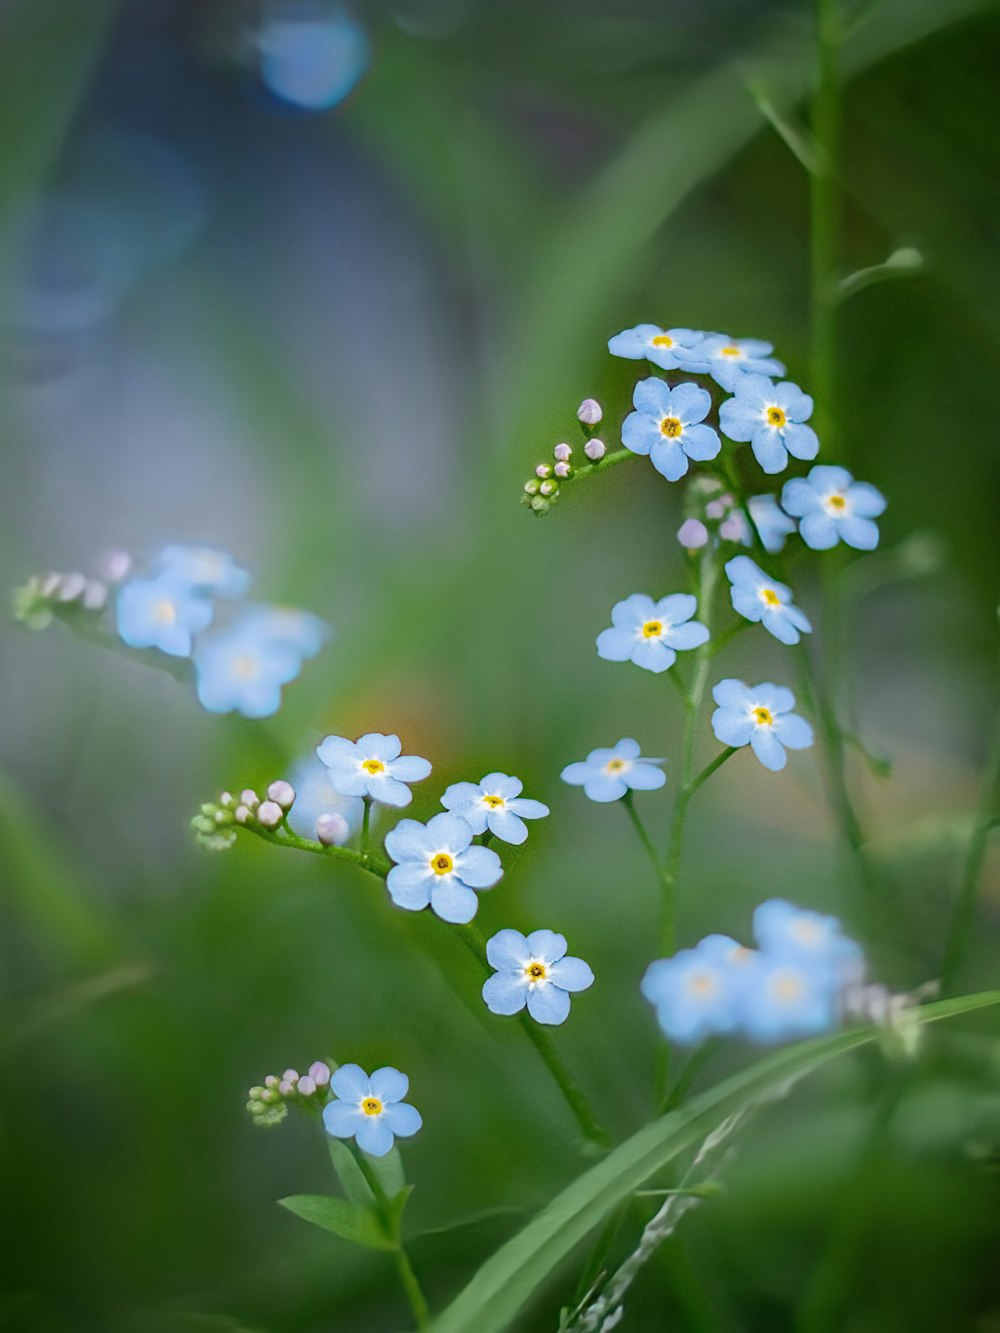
641 900 865 1045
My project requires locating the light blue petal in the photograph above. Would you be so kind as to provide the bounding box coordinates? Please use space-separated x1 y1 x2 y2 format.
847 482 886 517
621 412 661 456
384 819 436 861
487 808 528 844
718 398 760 443
839 515 880 550
750 428 789 474
456 845 503 888
323 1100 365 1138
775 713 814 750
597 627 637 662
731 584 764 623
784 604 813 634
631 638 676 673
386 863 433 910
655 592 696 623
582 774 627 802
725 555 764 586
482 970 528 1015
507 797 549 820
799 511 840 550
663 621 709 650
316 735 357 765
750 728 787 771
712 678 751 707
561 761 592 787
320 763 369 798
680 422 721 462
780 477 820 517
486 928 529 970
608 325 661 358
611 593 655 627
624 762 666 791
649 439 689 482
754 683 795 713
666 381 711 424
441 781 483 811
526 985 572 1025
430 878 480 924
525 929 567 962
389 755 432 782
631 375 674 416
614 739 642 759
782 422 819 461
425 811 474 851
808 464 853 492
549 955 594 992
761 607 801 645
356 732 401 761
355 1116 394 1157
369 1066 408 1102
482 773 522 799
712 708 753 747
331 1064 370 1101
382 1101 421 1137
366 774 413 807
772 383 813 420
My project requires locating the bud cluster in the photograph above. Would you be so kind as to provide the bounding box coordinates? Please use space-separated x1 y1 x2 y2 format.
677 477 749 552
521 398 607 516
13 569 109 632
192 781 297 850
246 1060 332 1127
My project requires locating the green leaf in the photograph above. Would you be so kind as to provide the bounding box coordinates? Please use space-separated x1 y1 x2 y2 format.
326 1137 375 1207
278 1195 394 1251
432 992 1000 1333
371 1145 406 1201
386 1184 415 1240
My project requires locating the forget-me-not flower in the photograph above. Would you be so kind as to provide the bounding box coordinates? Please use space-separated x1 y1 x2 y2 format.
641 934 757 1045
117 574 214 657
441 773 549 845
724 556 812 646
711 679 813 772
781 466 887 551
384 812 502 923
621 379 721 482
597 592 709 673
194 620 302 717
753 899 864 984
608 324 709 373
258 9 370 111
482 929 594 1025
235 604 329 660
748 494 797 553
691 334 786 390
561 738 665 803
154 544 250 599
739 955 840 1043
322 1064 421 1158
317 733 431 807
719 374 819 474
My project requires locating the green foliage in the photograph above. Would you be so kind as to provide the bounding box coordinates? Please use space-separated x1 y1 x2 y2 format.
278 1195 395 1251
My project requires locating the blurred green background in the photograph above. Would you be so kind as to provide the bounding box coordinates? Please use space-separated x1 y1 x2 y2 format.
2 0 999 1329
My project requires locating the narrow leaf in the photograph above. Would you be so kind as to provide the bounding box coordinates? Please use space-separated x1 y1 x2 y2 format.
327 1137 374 1207
278 1195 393 1251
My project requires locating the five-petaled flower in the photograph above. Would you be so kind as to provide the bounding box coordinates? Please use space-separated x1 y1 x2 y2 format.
739 954 840 1043
753 899 864 984
719 374 819 474
691 334 785 391
482 929 594 1025
597 592 709 673
441 773 549 845
560 738 666 803
154 544 250 599
194 619 302 716
621 379 722 482
641 934 751 1045
384 812 502 923
608 324 709 373
711 679 813 771
322 1064 422 1157
724 556 812 646
317 732 432 807
781 465 887 551
117 574 214 658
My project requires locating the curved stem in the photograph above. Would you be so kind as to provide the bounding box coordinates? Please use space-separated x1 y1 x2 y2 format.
244 822 391 878
622 791 662 881
559 447 637 486
348 1142 430 1330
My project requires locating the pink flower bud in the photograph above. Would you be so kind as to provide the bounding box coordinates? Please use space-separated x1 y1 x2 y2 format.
57 572 87 602
283 1069 299 1083
267 780 295 810
539 480 558 497
577 398 603 426
297 1075 316 1097
705 499 726 520
316 812 350 846
278 1080 294 1096
83 580 107 610
553 443 572 463
234 805 252 824
101 549 132 583
554 461 571 479
308 1061 331 1086
677 519 709 550
584 438 606 461
240 789 259 811
264 1074 280 1089
535 463 552 479
257 800 283 829
720 512 749 542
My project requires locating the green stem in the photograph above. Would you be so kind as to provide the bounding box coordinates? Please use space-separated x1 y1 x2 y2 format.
361 797 372 866
622 791 662 881
348 1142 430 1330
559 447 637 485
688 748 736 798
810 0 841 436
660 1038 723 1114
244 822 391 878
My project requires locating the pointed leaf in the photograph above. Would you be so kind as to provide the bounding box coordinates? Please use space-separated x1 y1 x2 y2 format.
327 1137 374 1206
278 1195 394 1251
386 1184 415 1240
370 1145 406 1200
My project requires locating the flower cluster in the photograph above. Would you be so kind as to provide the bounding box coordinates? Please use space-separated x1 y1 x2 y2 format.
641 900 865 1045
246 1060 332 1127
521 398 607 513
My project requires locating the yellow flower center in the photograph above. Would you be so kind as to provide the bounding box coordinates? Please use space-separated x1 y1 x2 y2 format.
827 493 847 512
482 794 505 809
729 946 753 965
430 852 454 876
605 758 627 774
233 654 258 679
761 587 781 607
641 620 663 638
525 961 547 983
752 706 774 727
688 971 717 996
771 972 805 1003
153 600 176 624
721 345 742 357
792 919 821 944
361 1097 383 1117
361 758 386 775
766 406 787 428
651 334 673 348
660 416 683 438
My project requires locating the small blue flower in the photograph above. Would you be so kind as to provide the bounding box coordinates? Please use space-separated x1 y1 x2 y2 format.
711 679 813 772
781 465 887 551
482 929 594 1025
322 1064 421 1158
641 934 756 1045
719 374 819 474
384 812 502 924
285 753 365 840
234 604 329 659
597 592 709 673
441 773 549 846
608 324 709 373
194 619 302 717
117 574 214 658
753 899 864 984
621 378 721 482
561 738 665 803
691 334 786 390
258 8 370 111
154 544 250 599
748 494 797 554
724 555 812 646
316 733 431 808
739 955 840 1043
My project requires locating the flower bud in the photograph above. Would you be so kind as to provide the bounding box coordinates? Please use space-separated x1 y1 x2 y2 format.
705 499 726 520
261 1088 280 1104
297 1075 316 1097
257 800 284 829
57 572 87 602
234 805 252 824
553 461 571 479
191 815 216 835
265 1074 280 1089
267 780 295 809
308 1061 331 1086
535 463 552 479
677 519 709 550
83 580 107 611
278 1079 294 1096
220 791 235 808
539 480 558 497
316 812 350 846
553 443 572 463
529 496 550 514
40 573 62 597
240 789 259 811
719 512 748 543
523 479 540 495
577 398 602 426
101 549 132 582
248 1086 266 1100
283 1068 299 1082
584 438 606 461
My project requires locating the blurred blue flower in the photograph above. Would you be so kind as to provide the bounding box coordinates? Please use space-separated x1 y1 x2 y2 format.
692 334 785 390
724 555 812 646
117 574 213 658
384 812 502 923
316 733 431 807
739 955 840 1043
561 738 665 803
231 604 329 659
194 618 302 717
641 934 754 1044
285 753 365 840
608 324 709 373
719 374 819 474
258 7 370 111
482 929 594 1025
621 378 721 482
711 679 813 771
154 544 250 599
441 773 549 845
597 592 709 673
753 899 865 984
781 466 887 551
748 493 797 553
322 1064 421 1158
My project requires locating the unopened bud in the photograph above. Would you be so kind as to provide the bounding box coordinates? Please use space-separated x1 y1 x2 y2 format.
535 463 552 479
220 791 235 808
316 811 350 846
677 519 709 550
529 496 550 514
57 572 87 602
101 549 132 583
524 479 540 495
191 815 215 835
553 443 572 463
539 480 558 497
240 789 259 811
577 398 602 426
282 1069 299 1083
260 1088 280 1104
267 780 295 809
234 805 252 824
297 1075 316 1097
265 1074 280 1089
584 438 606 461
705 499 726 520
308 1061 331 1087
278 1079 294 1096
83 580 107 610
248 1086 266 1100
554 461 571 479
719 512 748 543
257 800 283 829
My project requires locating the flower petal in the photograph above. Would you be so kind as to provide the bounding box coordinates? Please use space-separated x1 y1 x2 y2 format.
355 1116 395 1157
487 808 528 844
369 1066 408 1103
524 929 567 963
455 845 503 888
430 878 480 923
750 728 787 771
597 626 637 662
330 1064 371 1101
382 1101 422 1137
680 422 721 462
323 1100 365 1138
389 754 432 782
624 762 666 791
548 955 594 992
486 928 529 970
526 985 572 1025
386 863 433 910
482 970 528 1015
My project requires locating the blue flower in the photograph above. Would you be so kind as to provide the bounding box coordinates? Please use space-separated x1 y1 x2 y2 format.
719 374 819 474
608 324 709 373
753 899 864 984
316 733 431 808
561 738 665 803
739 955 840 1043
154 544 250 599
234 604 329 659
194 619 302 717
482 929 594 1025
621 379 721 482
597 592 709 673
641 934 756 1045
384 812 502 923
258 8 370 111
748 494 796 554
117 574 214 657
781 465 887 551
711 679 813 772
724 556 812 646
322 1064 421 1158
285 754 365 841
441 773 549 846
691 334 786 390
